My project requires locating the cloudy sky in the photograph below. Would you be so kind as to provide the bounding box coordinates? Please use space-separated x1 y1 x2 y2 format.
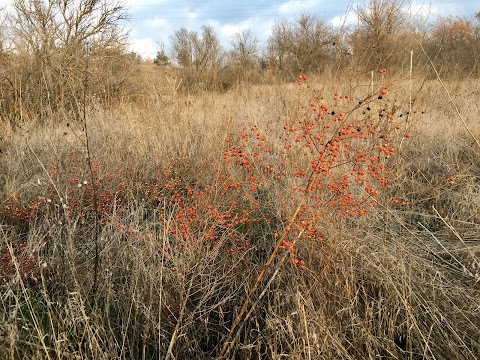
125 0 478 59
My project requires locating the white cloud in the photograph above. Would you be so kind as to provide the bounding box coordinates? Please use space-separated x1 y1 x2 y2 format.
185 10 199 20
279 0 318 15
143 17 169 28
128 37 159 59
217 17 274 53
219 17 260 40
409 2 472 22
221 24 246 39
125 0 169 7
330 11 357 28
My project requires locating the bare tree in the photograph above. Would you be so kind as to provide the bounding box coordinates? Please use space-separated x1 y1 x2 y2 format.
229 29 259 69
0 5 5 50
169 25 225 91
170 25 223 71
171 27 196 68
268 18 293 72
292 13 334 71
349 0 409 71
196 25 223 70
10 0 128 53
268 13 334 75
425 15 480 77
1 0 131 122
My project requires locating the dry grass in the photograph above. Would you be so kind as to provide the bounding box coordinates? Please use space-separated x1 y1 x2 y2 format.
0 66 479 359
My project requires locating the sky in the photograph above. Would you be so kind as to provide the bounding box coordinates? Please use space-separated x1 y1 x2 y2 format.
125 0 478 60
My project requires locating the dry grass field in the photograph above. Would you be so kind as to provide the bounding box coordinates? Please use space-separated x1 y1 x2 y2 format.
0 65 479 359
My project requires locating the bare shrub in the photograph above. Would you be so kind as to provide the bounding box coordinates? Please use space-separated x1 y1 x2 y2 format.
267 13 334 78
348 0 415 73
170 26 227 92
0 0 138 126
425 15 480 78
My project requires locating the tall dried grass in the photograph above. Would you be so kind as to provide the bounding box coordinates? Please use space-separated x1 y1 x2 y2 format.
0 66 479 359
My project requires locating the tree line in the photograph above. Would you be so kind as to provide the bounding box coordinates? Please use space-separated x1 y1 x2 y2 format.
155 0 480 85
1 0 479 125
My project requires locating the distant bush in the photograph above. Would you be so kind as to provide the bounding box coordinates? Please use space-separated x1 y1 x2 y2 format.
0 0 145 127
424 15 480 78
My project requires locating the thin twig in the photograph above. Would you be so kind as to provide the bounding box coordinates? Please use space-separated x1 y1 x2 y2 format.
165 263 199 360
221 236 296 357
417 222 475 279
217 197 306 359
